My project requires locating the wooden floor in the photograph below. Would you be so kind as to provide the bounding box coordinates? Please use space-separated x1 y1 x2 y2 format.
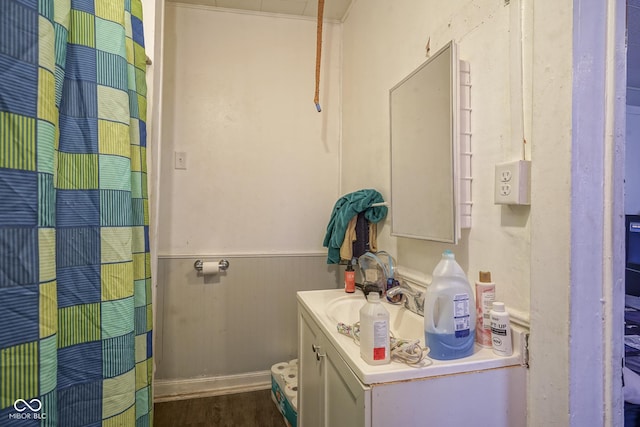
154 389 288 427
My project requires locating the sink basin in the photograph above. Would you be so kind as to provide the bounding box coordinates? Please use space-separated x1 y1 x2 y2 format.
298 288 524 385
325 295 366 325
325 294 425 345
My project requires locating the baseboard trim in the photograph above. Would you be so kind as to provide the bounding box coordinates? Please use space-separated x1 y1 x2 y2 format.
154 370 272 402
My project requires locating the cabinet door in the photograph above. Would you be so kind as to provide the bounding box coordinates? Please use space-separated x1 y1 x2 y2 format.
299 311 324 427
324 340 370 427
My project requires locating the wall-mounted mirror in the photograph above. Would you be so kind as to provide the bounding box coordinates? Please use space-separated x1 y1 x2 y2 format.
390 41 461 243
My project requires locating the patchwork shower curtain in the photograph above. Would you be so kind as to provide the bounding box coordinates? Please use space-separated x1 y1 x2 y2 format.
0 0 153 425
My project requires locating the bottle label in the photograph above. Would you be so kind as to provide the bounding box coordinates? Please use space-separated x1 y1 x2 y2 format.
491 315 508 336
453 293 470 338
481 289 495 328
373 347 386 360
373 320 388 360
491 327 508 336
344 271 355 292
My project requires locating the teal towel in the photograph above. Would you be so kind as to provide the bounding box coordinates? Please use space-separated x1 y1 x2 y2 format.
323 189 388 264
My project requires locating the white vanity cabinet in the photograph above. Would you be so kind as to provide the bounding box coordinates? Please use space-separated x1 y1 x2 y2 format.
297 291 527 427
298 307 371 427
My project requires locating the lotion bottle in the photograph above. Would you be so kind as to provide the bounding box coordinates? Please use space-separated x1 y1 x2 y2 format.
359 292 390 365
475 271 495 347
490 302 512 356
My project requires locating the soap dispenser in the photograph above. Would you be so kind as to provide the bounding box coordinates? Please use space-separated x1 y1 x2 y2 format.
344 258 356 293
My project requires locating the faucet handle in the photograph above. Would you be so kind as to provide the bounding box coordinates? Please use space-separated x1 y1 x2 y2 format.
385 278 403 303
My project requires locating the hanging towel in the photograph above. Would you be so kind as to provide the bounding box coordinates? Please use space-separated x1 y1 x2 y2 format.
340 215 358 261
352 212 370 259
339 212 371 261
368 221 378 253
323 189 388 264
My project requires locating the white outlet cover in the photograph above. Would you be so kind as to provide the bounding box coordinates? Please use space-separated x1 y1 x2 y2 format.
494 160 530 205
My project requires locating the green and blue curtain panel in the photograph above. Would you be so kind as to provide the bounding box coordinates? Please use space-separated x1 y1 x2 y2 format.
0 0 153 425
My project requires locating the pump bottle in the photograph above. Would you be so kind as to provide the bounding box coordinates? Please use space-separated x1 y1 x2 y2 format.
344 258 355 293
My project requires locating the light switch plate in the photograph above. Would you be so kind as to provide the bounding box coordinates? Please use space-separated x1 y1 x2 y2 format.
174 151 187 170
494 160 530 205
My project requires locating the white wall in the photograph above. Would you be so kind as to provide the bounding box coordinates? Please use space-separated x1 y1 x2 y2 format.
154 4 343 391
341 0 623 425
159 4 342 256
342 0 531 322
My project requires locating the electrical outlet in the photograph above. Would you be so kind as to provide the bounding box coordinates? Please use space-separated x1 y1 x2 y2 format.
494 160 531 205
500 169 512 182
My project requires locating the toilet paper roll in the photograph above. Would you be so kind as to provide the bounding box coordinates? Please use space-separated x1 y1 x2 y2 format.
288 358 298 367
201 262 221 275
291 397 298 411
271 362 290 389
285 383 298 401
282 367 298 385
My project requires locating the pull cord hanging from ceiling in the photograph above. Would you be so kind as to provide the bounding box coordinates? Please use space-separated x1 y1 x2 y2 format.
314 0 325 112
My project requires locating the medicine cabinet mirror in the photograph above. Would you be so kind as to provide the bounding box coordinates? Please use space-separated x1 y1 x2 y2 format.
389 40 462 243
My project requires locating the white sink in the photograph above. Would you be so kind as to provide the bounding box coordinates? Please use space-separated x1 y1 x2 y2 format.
325 295 365 325
298 288 525 384
325 294 424 344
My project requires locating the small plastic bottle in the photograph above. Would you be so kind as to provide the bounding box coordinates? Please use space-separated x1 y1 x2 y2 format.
490 302 512 356
344 259 356 293
359 292 390 365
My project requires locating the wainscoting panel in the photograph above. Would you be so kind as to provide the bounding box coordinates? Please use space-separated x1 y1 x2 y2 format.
155 254 340 398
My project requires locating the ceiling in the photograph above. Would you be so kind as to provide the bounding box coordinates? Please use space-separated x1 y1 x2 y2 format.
167 0 354 21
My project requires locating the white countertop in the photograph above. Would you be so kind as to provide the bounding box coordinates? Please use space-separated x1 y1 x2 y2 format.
297 288 525 385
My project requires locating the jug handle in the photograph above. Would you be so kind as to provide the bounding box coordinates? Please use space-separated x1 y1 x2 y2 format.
425 294 445 333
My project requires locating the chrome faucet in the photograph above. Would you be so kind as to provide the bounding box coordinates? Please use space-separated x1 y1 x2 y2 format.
386 281 425 317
